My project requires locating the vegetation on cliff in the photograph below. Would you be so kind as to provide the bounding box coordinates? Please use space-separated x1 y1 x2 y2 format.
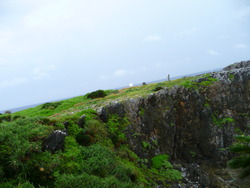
228 134 250 179
0 62 249 187
1 73 200 187
0 110 183 187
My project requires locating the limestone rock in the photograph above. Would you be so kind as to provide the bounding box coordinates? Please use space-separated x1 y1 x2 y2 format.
77 115 86 127
42 130 67 153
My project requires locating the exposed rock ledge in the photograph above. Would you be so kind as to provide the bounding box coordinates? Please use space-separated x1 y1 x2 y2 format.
97 61 250 187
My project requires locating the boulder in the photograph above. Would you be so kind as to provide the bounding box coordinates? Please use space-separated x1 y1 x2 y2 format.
77 115 86 127
42 130 67 153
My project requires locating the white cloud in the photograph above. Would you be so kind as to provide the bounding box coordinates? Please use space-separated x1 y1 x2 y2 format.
144 34 162 41
207 49 219 56
237 6 250 19
32 64 56 80
235 44 248 49
0 78 28 89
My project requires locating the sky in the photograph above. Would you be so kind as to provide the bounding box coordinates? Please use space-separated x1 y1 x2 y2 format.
0 0 250 111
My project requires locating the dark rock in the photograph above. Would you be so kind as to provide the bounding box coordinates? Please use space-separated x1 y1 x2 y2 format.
42 130 67 153
142 82 147 85
63 121 71 130
98 102 125 122
98 107 109 123
77 115 86 127
223 60 250 71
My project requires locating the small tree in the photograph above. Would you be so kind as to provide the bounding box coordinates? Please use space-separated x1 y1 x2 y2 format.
228 134 250 179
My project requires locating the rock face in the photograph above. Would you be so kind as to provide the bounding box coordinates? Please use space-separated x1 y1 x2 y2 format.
42 130 67 153
77 115 86 127
98 61 250 187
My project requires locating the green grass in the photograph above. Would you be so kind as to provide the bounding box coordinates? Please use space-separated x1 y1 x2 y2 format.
0 73 223 187
12 75 207 119
180 74 218 89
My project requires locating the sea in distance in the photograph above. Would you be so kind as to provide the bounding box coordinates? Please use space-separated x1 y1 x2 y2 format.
0 68 222 114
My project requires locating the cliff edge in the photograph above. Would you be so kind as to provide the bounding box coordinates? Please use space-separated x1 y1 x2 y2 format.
98 61 250 187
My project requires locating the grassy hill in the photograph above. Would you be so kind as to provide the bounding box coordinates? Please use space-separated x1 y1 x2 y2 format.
0 73 218 187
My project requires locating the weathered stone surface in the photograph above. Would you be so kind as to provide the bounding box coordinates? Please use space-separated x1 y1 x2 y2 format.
77 115 86 127
42 130 67 153
97 61 250 187
223 60 250 71
98 102 125 122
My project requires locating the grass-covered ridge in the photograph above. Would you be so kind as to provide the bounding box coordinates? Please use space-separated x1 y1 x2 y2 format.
13 73 216 119
0 73 218 187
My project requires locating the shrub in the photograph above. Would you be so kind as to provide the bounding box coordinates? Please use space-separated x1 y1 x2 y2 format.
228 134 250 179
148 154 182 183
0 114 11 122
76 131 92 146
55 173 136 188
107 115 130 147
153 86 163 91
151 154 170 169
41 102 62 110
0 117 53 185
86 90 107 99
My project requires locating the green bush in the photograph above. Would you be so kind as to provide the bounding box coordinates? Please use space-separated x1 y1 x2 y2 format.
76 131 92 146
228 134 250 179
0 114 11 122
151 154 170 169
41 102 62 110
107 115 130 147
55 173 136 188
180 74 218 89
148 154 182 183
0 117 53 185
86 90 107 99
0 101 186 187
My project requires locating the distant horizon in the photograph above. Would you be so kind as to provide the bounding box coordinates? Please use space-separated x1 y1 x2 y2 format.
0 66 223 113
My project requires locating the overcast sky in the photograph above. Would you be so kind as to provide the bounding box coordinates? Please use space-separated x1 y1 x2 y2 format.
0 0 250 111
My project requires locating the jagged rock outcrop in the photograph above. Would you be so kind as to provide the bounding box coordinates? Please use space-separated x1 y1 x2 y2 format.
98 61 250 187
77 115 86 127
42 130 67 153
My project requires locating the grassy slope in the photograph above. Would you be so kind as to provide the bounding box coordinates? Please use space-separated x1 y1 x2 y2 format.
0 74 217 187
14 75 203 119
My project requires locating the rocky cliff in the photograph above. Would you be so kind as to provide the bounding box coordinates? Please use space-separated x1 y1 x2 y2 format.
98 61 250 187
